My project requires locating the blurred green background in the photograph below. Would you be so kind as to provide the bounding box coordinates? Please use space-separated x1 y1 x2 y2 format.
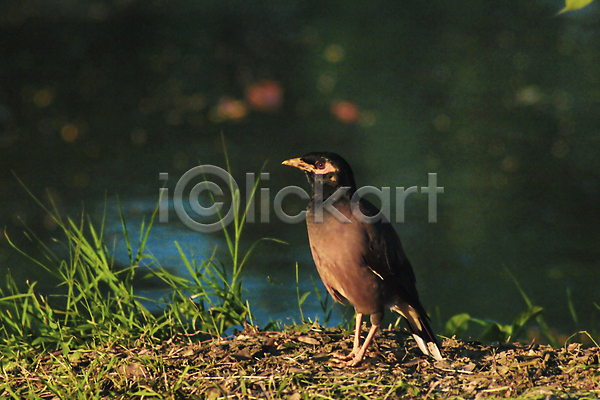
1 0 599 340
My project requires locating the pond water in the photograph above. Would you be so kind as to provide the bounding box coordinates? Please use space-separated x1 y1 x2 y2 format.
1 1 599 338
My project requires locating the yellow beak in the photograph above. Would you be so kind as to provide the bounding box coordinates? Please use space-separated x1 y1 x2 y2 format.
282 157 313 172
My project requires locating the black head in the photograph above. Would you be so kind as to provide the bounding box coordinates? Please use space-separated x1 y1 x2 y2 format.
282 152 357 194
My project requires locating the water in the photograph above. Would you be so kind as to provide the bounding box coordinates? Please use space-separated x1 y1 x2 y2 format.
1 0 599 338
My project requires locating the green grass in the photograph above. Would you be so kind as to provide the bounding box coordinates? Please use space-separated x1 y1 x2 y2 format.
0 157 279 357
0 158 286 397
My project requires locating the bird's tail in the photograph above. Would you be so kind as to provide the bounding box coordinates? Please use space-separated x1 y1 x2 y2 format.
391 303 443 361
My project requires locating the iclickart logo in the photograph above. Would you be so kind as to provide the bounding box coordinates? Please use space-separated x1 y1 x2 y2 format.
158 166 443 233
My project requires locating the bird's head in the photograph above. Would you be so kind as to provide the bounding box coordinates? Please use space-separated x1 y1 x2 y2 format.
282 152 357 195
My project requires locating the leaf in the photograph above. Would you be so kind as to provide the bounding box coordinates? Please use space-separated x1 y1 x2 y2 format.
298 292 310 306
479 322 511 343
470 318 512 342
510 306 543 339
297 336 320 345
512 306 543 329
61 341 70 356
557 0 595 14
444 313 471 338
503 265 558 347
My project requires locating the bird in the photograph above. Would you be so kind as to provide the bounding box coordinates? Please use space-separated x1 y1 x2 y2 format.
282 152 442 367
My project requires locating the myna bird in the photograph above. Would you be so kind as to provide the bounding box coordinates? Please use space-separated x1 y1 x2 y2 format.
283 152 442 367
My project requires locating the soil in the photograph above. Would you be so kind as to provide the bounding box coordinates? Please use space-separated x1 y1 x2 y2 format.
9 325 600 399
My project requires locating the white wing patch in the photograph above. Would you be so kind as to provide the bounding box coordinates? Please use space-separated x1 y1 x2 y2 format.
366 265 384 280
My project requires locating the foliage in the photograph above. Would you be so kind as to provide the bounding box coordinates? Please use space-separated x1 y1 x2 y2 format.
157 148 284 336
442 267 600 347
444 306 543 344
1 192 160 357
444 267 543 343
0 155 282 364
557 0 595 14
295 263 334 327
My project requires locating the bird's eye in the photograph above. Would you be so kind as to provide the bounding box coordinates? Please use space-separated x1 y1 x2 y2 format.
316 160 325 169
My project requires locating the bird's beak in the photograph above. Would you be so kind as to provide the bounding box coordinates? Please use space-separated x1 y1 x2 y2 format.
282 157 312 172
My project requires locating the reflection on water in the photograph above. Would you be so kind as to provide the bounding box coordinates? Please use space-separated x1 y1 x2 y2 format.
1 1 600 339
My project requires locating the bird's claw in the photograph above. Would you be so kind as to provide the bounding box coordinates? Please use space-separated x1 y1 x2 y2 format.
329 351 363 367
331 350 356 361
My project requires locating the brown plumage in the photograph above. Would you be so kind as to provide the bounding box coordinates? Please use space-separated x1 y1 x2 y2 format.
283 152 442 366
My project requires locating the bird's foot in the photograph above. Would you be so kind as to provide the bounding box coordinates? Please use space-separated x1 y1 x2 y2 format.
329 353 363 367
331 349 357 361
330 351 364 367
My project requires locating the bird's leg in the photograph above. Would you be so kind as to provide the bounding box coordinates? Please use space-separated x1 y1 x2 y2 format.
344 322 379 367
333 313 363 361
332 312 380 366
332 320 380 367
351 312 363 357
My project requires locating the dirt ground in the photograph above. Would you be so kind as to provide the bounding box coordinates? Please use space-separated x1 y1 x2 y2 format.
17 325 596 399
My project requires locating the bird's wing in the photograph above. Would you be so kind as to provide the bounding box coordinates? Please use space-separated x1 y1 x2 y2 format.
358 199 441 359
358 198 419 298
